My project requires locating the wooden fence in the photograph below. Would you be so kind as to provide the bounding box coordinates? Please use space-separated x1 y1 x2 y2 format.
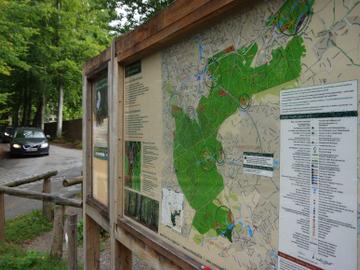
0 171 83 270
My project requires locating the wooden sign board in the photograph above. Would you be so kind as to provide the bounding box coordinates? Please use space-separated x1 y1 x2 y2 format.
83 0 360 269
92 73 109 206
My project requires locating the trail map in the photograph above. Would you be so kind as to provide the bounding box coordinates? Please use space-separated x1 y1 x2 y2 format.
124 0 360 269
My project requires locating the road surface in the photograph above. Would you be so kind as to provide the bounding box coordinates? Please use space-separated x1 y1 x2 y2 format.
0 143 82 219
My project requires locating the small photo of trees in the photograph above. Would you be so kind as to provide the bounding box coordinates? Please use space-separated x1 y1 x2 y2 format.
124 190 159 232
125 141 141 191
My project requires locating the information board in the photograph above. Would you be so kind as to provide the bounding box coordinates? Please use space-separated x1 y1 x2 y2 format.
92 75 108 205
279 81 357 270
124 53 162 232
122 0 360 269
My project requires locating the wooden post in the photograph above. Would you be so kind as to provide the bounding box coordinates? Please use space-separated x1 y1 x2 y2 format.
67 214 77 270
85 214 100 270
117 239 132 270
42 177 52 220
0 193 4 241
51 205 65 258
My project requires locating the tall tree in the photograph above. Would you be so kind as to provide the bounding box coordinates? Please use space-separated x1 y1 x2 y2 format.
0 0 34 76
0 0 173 130
50 0 112 137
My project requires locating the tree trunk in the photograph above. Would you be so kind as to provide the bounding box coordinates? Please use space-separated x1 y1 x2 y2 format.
21 72 32 127
56 83 63 138
33 95 44 128
21 87 27 126
26 91 32 126
12 103 19 127
41 94 45 130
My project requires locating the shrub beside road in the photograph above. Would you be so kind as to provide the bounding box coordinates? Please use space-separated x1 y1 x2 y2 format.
0 210 67 270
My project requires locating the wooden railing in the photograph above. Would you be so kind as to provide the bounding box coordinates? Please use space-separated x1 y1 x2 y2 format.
0 171 83 270
4 170 58 219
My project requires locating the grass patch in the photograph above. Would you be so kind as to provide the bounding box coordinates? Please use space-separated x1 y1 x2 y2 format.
6 210 52 243
0 242 66 270
1 211 69 269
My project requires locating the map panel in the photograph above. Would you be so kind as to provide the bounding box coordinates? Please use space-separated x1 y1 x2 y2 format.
123 0 360 269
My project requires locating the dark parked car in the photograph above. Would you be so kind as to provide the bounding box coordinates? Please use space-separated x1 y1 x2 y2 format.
10 127 50 157
2 126 15 143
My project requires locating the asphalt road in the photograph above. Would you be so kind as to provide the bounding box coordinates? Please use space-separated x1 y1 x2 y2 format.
0 143 82 219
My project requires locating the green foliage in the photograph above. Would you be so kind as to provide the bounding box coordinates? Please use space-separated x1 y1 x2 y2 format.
0 0 35 76
111 0 175 33
0 211 65 269
5 210 53 244
0 0 113 125
76 219 108 247
0 93 10 123
77 219 84 245
0 0 174 125
0 242 67 270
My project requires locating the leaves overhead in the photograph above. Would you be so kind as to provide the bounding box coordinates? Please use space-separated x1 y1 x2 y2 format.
0 0 174 125
111 0 175 33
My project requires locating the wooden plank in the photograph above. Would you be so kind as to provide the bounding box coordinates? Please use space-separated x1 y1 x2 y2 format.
50 205 65 258
118 218 201 270
117 240 132 270
5 170 57 187
0 193 4 241
115 0 210 52
86 195 109 220
85 214 100 270
108 41 119 270
115 227 182 270
115 0 254 63
67 214 78 270
85 203 110 232
83 71 92 200
84 47 111 76
117 62 125 219
42 177 52 220
62 176 83 187
0 186 82 208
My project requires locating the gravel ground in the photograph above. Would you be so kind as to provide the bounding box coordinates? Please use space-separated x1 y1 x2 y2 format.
25 233 151 270
23 207 151 270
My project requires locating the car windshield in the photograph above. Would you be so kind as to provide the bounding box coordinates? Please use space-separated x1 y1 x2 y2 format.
15 130 45 139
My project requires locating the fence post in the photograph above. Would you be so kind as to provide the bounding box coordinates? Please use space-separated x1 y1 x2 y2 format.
67 214 78 270
42 177 52 220
0 193 4 241
85 214 100 270
51 205 65 258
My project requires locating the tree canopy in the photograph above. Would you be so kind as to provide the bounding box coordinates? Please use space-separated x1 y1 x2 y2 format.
0 0 173 134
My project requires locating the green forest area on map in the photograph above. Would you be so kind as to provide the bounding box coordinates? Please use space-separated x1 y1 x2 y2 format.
172 0 313 241
125 141 142 191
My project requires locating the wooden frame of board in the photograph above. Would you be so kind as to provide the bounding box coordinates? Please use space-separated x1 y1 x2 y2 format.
83 1 260 269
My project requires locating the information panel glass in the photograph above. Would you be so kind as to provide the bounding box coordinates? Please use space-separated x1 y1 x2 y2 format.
121 0 360 269
92 75 108 206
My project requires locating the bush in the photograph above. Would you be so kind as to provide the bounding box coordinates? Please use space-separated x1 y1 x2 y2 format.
76 219 108 247
0 243 66 270
5 210 53 243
